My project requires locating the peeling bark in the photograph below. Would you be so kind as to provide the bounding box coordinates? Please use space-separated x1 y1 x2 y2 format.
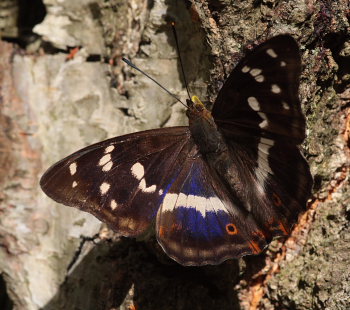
0 0 349 309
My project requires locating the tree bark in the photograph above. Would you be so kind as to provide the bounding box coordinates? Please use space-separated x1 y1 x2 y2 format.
0 0 349 309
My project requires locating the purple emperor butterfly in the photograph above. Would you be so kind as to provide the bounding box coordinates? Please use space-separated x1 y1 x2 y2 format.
40 35 313 266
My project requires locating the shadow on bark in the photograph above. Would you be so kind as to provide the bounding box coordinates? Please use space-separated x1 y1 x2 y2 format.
42 238 241 310
0 275 13 310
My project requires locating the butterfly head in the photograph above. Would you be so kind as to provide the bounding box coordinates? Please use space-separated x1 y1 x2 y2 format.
186 96 213 123
186 95 204 110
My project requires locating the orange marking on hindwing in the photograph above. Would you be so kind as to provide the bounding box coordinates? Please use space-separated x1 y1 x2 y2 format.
226 223 238 235
253 230 267 238
159 226 165 237
249 241 261 254
171 223 182 232
266 217 289 235
272 193 283 206
277 221 290 235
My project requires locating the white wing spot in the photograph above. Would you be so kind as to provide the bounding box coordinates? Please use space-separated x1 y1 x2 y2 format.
261 137 275 146
159 189 163 196
104 145 115 153
162 193 178 212
259 120 268 128
271 84 281 94
255 75 265 83
162 193 227 218
248 97 260 111
242 65 250 73
177 193 187 207
250 68 262 77
72 181 78 188
208 196 227 213
257 137 275 177
280 61 286 67
110 199 117 210
131 162 144 180
258 112 268 128
187 195 207 217
102 161 113 172
69 162 77 175
100 182 110 195
139 179 156 193
99 154 111 166
282 101 290 110
266 48 278 58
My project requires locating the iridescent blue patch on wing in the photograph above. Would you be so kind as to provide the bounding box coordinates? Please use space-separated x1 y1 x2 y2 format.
181 166 213 197
176 207 231 238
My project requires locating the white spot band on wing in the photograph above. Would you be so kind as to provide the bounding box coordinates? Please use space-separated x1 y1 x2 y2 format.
104 145 115 153
266 48 278 58
161 193 227 217
110 199 117 210
248 97 260 111
99 154 111 166
131 162 144 180
69 162 77 175
242 65 250 73
271 84 281 94
102 161 113 172
100 182 110 195
139 179 156 193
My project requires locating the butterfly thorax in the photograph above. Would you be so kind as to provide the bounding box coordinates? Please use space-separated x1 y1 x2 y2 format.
186 96 227 155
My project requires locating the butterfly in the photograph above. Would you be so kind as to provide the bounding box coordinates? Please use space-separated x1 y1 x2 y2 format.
40 35 313 266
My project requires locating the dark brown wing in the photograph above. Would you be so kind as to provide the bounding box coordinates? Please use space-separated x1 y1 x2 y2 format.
212 35 313 238
213 35 305 144
40 127 192 237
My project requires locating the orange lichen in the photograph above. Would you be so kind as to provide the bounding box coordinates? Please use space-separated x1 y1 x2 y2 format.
66 47 80 60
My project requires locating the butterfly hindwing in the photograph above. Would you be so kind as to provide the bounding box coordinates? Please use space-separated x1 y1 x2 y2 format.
213 35 305 144
40 127 192 236
156 151 269 266
223 136 312 238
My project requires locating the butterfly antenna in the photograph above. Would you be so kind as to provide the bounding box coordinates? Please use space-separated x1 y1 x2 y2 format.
171 22 192 101
122 57 187 108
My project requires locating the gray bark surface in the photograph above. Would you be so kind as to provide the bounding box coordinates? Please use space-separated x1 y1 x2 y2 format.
0 0 349 309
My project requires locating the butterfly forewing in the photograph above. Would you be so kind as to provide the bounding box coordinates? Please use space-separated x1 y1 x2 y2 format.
213 35 305 144
211 35 312 238
40 127 192 236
